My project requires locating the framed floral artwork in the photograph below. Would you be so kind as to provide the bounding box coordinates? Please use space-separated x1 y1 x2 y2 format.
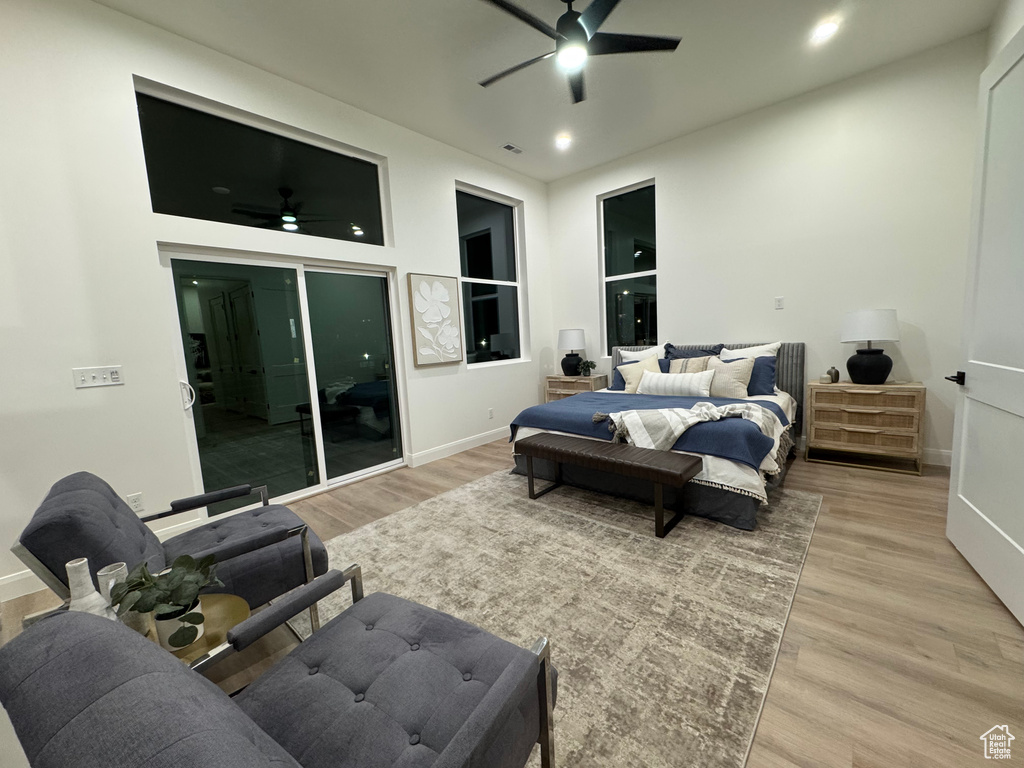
408 273 463 366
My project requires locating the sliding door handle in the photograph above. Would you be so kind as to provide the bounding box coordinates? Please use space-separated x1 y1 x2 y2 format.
180 381 197 410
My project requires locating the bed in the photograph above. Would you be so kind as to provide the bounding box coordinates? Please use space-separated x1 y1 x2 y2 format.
509 342 805 530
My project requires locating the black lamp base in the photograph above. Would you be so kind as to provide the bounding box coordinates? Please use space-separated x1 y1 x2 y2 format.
846 348 893 385
560 352 581 376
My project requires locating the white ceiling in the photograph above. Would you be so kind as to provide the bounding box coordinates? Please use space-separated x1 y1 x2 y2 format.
93 0 1000 182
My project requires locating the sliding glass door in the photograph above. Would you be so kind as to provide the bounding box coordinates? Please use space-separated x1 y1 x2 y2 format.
304 271 401 478
171 258 401 511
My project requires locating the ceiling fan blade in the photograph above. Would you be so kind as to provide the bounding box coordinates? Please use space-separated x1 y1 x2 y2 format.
232 209 281 220
480 51 556 87
478 0 561 40
579 0 621 38
568 70 586 104
588 32 681 55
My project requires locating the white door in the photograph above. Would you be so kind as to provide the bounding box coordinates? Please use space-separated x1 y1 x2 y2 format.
946 29 1024 626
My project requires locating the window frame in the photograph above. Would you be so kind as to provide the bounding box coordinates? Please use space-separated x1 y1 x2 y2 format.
598 179 658 357
454 183 527 368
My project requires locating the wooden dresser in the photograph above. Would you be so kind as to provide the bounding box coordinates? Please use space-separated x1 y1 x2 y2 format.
544 374 609 403
805 381 926 474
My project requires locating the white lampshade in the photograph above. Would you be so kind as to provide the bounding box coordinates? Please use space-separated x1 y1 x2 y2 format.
557 328 586 350
840 309 900 343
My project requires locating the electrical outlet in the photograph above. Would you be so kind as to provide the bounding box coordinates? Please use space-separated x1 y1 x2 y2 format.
488 408 494 419
774 296 785 310
127 492 144 513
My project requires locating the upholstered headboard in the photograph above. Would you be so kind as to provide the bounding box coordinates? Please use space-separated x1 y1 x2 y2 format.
611 342 806 436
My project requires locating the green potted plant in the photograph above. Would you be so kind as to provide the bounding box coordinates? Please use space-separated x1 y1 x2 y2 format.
577 359 597 376
109 554 223 649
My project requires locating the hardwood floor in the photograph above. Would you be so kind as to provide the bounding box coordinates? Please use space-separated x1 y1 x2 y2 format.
2 440 1021 767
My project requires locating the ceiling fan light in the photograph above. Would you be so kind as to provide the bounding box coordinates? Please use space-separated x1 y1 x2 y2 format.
556 44 587 71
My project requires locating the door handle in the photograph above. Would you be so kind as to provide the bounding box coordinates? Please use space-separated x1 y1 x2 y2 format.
945 371 966 385
180 381 197 410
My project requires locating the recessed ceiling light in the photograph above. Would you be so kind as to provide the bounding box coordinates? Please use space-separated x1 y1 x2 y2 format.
810 17 841 46
211 186 230 195
556 44 587 71
555 133 572 150
282 223 299 231
192 280 199 285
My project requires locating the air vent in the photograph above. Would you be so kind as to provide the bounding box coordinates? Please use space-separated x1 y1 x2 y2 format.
501 143 523 154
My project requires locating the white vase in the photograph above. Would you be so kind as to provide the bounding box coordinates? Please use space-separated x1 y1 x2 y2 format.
66 558 117 621
95 561 150 636
154 597 205 650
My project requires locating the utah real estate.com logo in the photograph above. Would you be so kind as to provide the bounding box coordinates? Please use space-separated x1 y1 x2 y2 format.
980 725 1014 760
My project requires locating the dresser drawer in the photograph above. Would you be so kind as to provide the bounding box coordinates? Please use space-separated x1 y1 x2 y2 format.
810 406 919 432
811 386 924 411
810 424 919 455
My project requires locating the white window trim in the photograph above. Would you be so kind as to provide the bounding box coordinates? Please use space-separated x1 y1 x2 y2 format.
598 179 657 358
454 182 528 366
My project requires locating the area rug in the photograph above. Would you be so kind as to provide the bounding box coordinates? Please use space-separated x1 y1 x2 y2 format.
295 470 821 767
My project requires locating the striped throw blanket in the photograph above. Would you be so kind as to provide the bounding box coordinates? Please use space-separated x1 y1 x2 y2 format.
601 402 781 451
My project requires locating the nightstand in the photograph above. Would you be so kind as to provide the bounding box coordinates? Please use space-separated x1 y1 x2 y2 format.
544 374 609 403
805 381 926 474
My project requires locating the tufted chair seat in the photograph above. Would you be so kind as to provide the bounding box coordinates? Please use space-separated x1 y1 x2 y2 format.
0 584 557 768
14 471 328 610
235 592 556 768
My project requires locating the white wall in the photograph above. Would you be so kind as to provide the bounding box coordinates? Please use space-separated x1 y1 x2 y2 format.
548 34 986 464
0 0 553 597
990 0 1024 60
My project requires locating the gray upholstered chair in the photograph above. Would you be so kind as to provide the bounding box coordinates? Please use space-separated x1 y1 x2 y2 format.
0 568 557 768
11 471 328 620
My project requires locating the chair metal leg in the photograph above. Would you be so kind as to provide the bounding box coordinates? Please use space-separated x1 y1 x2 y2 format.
343 563 364 603
531 637 555 768
300 526 320 633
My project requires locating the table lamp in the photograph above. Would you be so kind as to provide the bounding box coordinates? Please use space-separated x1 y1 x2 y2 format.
557 328 586 375
840 309 900 384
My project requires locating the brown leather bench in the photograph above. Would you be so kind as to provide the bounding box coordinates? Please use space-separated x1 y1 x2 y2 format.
515 433 703 538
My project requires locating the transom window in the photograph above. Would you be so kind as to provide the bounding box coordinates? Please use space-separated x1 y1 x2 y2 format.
456 190 521 364
602 184 657 354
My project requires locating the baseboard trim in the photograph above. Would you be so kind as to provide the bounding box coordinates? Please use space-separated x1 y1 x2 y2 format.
0 569 46 603
408 427 508 467
923 448 952 467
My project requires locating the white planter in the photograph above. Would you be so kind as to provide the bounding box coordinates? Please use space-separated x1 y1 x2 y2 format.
154 598 205 650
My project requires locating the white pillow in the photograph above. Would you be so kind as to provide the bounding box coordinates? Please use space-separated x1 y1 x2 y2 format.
720 341 781 359
620 355 661 393
637 369 715 397
618 346 661 363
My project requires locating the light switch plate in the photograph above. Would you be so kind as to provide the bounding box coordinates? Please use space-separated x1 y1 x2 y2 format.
72 366 124 388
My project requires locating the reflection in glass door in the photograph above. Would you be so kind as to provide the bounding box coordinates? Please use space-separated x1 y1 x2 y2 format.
172 260 318 513
304 271 402 479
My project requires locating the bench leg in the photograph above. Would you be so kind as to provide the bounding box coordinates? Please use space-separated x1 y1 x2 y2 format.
526 456 562 500
653 483 685 538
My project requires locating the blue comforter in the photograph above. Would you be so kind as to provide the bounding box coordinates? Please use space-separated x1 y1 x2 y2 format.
510 392 789 471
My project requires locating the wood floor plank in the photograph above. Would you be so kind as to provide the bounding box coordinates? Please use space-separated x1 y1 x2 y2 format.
2 442 1020 767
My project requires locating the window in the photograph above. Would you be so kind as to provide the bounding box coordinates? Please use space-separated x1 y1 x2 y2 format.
136 93 384 245
456 190 521 364
602 184 657 353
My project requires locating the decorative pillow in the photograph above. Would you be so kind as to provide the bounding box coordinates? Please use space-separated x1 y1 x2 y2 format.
637 369 715 397
706 357 755 399
720 341 781 359
668 356 711 375
619 346 661 363
609 358 670 390
663 343 724 360
620 355 662 393
724 356 776 396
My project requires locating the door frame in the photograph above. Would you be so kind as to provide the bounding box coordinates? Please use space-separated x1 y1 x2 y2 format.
159 244 411 517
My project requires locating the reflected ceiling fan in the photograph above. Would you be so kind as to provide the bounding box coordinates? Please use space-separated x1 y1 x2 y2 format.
478 0 681 103
232 187 349 233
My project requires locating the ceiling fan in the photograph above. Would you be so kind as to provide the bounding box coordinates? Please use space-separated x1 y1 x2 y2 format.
478 0 681 103
231 187 347 233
